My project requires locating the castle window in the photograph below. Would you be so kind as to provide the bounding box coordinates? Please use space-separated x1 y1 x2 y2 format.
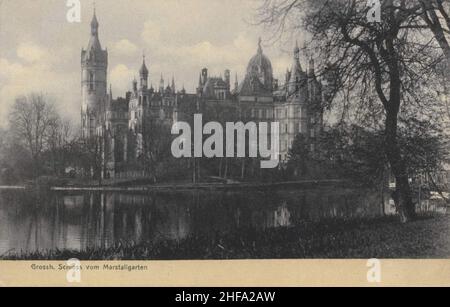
277 109 282 118
289 123 294 134
89 72 95 91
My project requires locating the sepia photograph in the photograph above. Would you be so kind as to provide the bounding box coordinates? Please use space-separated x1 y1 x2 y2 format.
0 0 449 272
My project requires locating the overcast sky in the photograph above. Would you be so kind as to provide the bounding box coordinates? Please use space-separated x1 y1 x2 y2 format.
0 0 306 126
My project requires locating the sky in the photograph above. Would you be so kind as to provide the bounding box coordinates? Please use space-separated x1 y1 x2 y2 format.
0 0 305 127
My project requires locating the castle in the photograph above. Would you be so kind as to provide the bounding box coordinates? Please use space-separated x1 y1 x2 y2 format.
81 11 326 179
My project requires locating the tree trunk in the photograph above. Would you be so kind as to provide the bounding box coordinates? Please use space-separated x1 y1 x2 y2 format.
192 158 197 183
385 111 416 223
224 158 229 179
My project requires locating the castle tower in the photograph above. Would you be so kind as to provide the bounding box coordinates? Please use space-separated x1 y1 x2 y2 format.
81 9 108 138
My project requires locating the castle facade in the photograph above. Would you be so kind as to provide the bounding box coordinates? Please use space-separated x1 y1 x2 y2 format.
81 12 325 179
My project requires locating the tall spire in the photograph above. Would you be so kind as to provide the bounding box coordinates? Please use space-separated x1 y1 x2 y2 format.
91 5 99 36
294 40 300 60
159 73 164 93
291 39 303 73
86 6 102 52
139 54 149 89
171 75 176 93
308 57 315 77
139 54 149 76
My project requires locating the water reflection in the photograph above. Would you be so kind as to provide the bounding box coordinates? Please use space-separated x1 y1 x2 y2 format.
0 188 393 254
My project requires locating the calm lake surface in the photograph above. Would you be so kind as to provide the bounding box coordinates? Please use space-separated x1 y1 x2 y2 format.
0 187 411 255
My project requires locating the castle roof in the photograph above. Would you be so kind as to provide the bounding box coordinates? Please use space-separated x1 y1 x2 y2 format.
82 10 107 63
201 77 228 98
246 38 273 87
238 74 272 97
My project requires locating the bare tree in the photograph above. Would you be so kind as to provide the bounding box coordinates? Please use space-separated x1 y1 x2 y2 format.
419 0 450 63
8 93 59 179
47 118 75 176
141 117 173 183
77 135 106 185
257 0 445 222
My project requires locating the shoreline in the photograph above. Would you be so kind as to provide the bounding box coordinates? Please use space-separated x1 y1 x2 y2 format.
2 214 449 260
0 186 26 190
49 179 351 192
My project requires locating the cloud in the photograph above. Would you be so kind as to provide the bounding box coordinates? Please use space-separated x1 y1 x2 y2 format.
110 64 135 95
142 20 162 45
113 39 139 56
0 45 79 127
16 43 46 63
0 0 303 128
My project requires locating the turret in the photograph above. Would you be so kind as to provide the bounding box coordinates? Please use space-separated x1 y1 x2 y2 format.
139 55 149 89
308 58 315 78
288 40 307 95
201 68 208 85
224 69 231 90
159 74 164 93
171 76 176 94
132 77 138 93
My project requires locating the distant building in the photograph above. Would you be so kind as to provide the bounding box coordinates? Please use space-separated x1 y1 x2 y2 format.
81 11 327 178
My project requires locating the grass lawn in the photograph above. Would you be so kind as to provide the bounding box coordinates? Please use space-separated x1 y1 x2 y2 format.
2 214 450 260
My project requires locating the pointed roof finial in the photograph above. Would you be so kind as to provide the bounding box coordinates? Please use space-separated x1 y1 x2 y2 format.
258 37 263 53
91 2 98 25
90 3 99 38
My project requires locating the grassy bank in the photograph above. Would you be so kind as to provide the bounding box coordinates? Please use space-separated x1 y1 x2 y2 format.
2 214 450 260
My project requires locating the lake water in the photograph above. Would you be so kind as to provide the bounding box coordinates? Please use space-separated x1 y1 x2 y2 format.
0 186 389 256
